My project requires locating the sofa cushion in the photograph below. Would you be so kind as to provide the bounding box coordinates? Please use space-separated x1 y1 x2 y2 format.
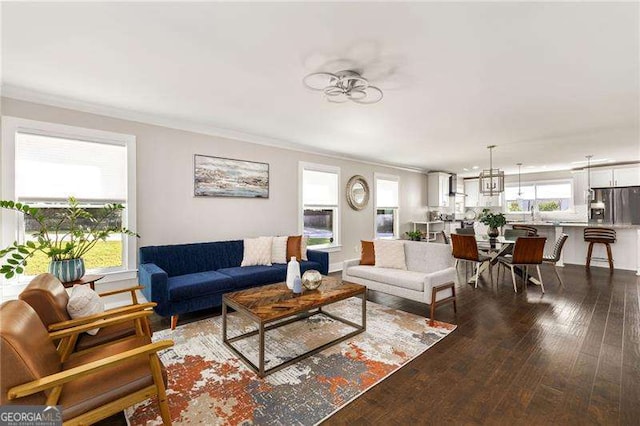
360 241 375 265
346 265 426 292
218 265 288 288
241 237 273 266
167 271 235 301
404 241 454 273
374 240 406 270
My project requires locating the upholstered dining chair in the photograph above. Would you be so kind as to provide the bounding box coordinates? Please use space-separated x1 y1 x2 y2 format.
19 273 155 359
511 224 538 236
543 233 569 286
497 237 547 293
451 233 492 288
0 300 174 425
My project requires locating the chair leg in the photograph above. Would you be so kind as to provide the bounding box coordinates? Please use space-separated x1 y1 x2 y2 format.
586 242 594 268
454 259 459 269
510 265 518 293
149 353 172 425
605 243 614 271
553 264 563 287
452 285 457 313
536 265 545 293
474 262 480 288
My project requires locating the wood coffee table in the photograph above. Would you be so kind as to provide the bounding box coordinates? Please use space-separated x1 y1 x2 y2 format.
222 277 366 377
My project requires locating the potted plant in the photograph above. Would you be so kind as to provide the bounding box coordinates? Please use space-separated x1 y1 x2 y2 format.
405 230 423 241
0 196 137 282
478 208 507 238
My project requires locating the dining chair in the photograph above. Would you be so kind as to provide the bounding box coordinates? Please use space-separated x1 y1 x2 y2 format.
451 233 492 288
498 236 547 293
512 224 538 236
441 230 450 244
0 300 174 425
543 233 569 286
455 227 475 235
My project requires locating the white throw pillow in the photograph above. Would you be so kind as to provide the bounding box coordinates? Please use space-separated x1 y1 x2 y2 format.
242 237 273 266
271 236 288 264
301 236 308 261
67 284 105 335
374 240 407 270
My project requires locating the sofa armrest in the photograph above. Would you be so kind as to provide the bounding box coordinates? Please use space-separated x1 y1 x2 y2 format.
342 258 360 271
423 267 457 294
138 263 170 316
306 250 329 275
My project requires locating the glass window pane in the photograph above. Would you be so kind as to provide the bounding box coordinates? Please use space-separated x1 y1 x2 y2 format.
16 132 127 202
536 183 572 199
376 208 396 238
376 179 399 208
303 170 338 205
303 208 334 246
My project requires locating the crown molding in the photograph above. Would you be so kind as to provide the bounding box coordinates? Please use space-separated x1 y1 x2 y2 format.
1 84 426 174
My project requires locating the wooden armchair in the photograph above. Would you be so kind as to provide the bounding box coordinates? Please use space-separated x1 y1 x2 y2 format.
20 273 155 355
0 300 173 425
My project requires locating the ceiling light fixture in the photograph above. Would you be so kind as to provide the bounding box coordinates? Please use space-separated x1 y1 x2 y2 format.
516 163 523 199
303 70 383 104
479 145 504 196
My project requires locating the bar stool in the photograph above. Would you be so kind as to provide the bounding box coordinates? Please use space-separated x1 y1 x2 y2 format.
584 227 616 271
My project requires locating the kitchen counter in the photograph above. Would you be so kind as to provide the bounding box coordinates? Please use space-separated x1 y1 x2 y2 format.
508 221 640 229
506 222 640 274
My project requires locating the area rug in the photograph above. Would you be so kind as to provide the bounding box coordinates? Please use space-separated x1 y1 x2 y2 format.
125 297 456 425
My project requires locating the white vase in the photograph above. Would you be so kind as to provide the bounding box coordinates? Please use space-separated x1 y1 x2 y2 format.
286 257 301 290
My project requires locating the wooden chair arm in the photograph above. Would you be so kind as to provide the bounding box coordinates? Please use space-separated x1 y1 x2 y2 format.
98 285 144 298
8 340 174 400
48 311 152 340
47 302 156 332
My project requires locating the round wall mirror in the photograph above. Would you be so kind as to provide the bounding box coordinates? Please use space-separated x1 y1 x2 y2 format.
346 175 370 210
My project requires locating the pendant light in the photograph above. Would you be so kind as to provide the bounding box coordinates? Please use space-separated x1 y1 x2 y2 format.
516 163 523 199
585 154 595 203
479 145 505 196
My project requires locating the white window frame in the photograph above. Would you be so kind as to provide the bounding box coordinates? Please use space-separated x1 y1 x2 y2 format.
1 117 137 283
503 178 574 213
374 173 400 239
298 161 341 251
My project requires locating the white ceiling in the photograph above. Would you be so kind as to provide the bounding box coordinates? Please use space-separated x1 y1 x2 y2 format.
2 2 639 175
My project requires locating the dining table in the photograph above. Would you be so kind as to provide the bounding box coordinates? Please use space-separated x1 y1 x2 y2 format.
467 235 542 286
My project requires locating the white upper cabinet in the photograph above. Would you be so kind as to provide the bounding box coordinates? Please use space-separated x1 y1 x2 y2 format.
427 172 451 207
588 165 640 188
464 179 479 208
613 166 640 187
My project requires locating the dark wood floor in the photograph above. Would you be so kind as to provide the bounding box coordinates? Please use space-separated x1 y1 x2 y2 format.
101 263 640 425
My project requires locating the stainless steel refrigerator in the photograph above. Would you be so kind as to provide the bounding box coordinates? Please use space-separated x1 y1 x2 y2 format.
593 186 640 225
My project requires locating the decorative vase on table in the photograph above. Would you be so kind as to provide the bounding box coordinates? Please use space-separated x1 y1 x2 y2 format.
286 257 301 290
488 227 500 239
49 258 85 283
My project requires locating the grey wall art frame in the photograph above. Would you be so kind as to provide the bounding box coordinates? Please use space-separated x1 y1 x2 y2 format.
194 154 269 198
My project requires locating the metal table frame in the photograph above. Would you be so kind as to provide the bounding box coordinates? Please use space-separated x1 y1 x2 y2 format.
222 291 366 378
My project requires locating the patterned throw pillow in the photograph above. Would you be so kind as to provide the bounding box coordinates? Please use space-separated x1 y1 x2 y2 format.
241 237 273 266
67 284 105 335
374 240 407 270
360 240 375 265
271 236 288 264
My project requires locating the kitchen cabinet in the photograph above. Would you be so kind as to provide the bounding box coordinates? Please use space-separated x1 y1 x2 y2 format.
428 172 451 207
464 179 479 208
588 165 640 188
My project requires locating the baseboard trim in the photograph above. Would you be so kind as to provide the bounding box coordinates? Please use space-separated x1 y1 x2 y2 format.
329 262 343 274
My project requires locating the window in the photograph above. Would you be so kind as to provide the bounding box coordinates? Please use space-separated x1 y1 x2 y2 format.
300 163 340 248
505 181 573 212
1 117 136 279
375 174 399 239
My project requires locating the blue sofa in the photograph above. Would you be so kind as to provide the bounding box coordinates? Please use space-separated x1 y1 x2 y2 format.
138 240 329 328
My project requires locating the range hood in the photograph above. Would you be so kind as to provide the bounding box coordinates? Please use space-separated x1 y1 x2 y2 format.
449 174 466 196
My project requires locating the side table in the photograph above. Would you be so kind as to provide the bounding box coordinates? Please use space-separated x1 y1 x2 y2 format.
62 274 105 290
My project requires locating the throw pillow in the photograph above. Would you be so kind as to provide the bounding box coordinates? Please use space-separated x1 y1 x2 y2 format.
360 240 375 265
301 236 309 261
241 237 273 266
286 235 302 261
67 284 105 335
271 236 288 264
374 240 407 270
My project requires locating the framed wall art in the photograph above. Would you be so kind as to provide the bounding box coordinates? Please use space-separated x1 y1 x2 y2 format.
194 154 269 198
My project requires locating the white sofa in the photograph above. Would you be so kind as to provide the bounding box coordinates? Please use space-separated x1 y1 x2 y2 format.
342 241 457 319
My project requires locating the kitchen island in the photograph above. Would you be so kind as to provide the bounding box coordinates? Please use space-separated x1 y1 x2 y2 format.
507 222 640 275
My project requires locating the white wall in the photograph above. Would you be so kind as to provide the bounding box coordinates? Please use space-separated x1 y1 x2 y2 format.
1 97 428 271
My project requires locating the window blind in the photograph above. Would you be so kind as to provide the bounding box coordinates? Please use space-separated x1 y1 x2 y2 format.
376 178 399 208
15 132 127 203
303 169 338 206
